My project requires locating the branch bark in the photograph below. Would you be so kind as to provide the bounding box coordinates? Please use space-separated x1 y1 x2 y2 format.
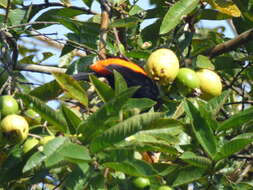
205 28 253 58
15 64 66 74
98 0 111 59
4 0 11 23
98 11 110 59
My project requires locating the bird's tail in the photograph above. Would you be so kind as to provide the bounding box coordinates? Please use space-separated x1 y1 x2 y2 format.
72 72 95 81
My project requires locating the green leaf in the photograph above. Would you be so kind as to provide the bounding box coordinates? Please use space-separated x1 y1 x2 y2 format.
110 17 140 28
217 107 253 132
44 142 91 168
148 118 183 129
90 112 164 153
160 0 200 34
9 9 26 26
29 80 62 101
114 70 128 96
40 52 54 63
53 72 88 107
0 146 24 183
122 98 156 112
58 143 91 161
67 54 95 73
23 137 68 172
104 159 157 177
214 137 253 161
61 105 81 134
125 51 150 59
155 164 178 176
61 43 75 57
180 151 212 169
123 134 179 155
129 5 144 16
61 166 88 190
184 99 217 159
67 22 100 50
172 166 205 187
16 93 68 132
89 75 114 102
191 39 216 56
172 101 185 119
196 55 215 70
33 8 84 29
141 20 161 47
78 87 138 142
82 0 92 7
0 0 7 8
44 152 64 167
236 182 253 189
205 90 230 116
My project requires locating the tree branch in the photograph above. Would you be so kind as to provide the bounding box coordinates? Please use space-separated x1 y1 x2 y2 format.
98 1 111 59
4 0 11 23
26 29 87 57
15 64 66 74
3 21 59 30
205 28 253 58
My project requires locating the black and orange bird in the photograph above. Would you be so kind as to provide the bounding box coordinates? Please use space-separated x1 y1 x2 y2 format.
73 58 159 100
73 58 160 163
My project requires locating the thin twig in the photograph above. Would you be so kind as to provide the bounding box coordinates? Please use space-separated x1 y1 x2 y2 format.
17 81 41 86
28 133 42 139
24 2 98 15
27 29 88 56
20 32 58 38
2 21 59 30
112 27 128 59
224 101 253 106
229 62 252 87
236 164 251 183
242 83 246 111
222 78 250 98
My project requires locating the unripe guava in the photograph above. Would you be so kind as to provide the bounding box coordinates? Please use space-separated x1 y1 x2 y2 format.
175 68 200 95
196 69 222 99
158 185 173 190
146 48 179 86
133 177 150 189
0 95 19 116
0 114 29 144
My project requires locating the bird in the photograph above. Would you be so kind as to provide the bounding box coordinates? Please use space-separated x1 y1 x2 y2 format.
72 58 159 100
73 58 160 163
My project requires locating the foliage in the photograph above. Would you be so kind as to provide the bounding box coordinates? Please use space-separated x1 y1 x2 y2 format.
0 0 253 189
